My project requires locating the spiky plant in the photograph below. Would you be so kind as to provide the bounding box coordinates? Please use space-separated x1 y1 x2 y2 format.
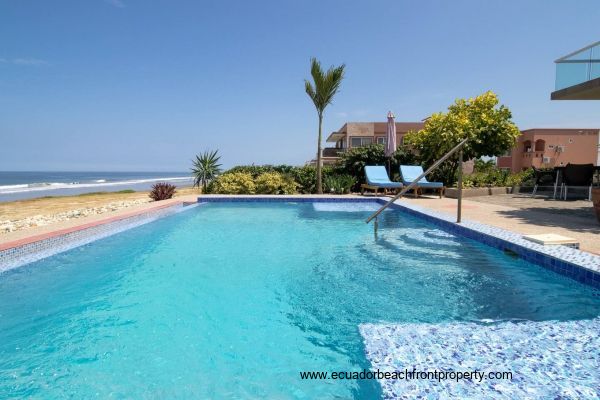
305 58 345 194
149 182 177 201
191 150 222 193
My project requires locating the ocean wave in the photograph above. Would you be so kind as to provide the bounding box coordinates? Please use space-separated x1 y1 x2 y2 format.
0 177 193 194
0 182 65 190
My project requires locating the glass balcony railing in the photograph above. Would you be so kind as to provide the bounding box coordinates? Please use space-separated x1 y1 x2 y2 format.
555 41 600 90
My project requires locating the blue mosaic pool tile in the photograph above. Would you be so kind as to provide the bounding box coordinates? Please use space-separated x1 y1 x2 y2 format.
198 195 378 203
378 198 600 289
360 319 600 400
0 203 200 272
196 196 600 288
312 202 387 212
203 196 600 288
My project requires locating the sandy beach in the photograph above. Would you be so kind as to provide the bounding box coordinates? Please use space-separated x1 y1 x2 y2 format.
0 187 200 234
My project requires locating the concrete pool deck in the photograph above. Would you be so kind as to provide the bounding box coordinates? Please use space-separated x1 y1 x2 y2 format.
395 195 600 255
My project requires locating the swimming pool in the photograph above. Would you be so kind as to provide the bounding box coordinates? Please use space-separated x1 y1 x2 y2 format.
0 201 599 398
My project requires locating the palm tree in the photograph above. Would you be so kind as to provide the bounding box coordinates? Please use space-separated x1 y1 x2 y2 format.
305 58 345 194
191 150 222 193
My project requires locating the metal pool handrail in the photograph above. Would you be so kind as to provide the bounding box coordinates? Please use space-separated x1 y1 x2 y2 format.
365 137 469 226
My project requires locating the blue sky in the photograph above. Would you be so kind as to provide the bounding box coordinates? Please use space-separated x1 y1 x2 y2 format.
1 0 599 171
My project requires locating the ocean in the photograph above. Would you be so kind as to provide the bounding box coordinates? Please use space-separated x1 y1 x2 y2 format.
0 171 194 202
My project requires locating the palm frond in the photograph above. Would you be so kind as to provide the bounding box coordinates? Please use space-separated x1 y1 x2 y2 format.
305 80 316 104
305 57 345 114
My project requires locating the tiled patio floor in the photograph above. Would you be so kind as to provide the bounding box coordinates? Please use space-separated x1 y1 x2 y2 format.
470 193 596 219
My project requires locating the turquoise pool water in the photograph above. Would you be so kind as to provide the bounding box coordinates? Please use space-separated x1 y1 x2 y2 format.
0 202 599 398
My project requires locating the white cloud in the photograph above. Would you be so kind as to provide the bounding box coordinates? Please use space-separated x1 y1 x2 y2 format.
0 58 49 66
12 58 49 66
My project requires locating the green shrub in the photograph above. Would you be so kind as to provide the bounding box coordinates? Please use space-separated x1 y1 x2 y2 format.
506 168 535 187
324 174 355 194
461 170 509 188
255 172 297 194
213 164 345 194
473 159 497 173
461 175 475 188
224 165 269 177
286 165 333 194
288 165 317 194
225 164 295 178
461 166 534 188
209 172 256 194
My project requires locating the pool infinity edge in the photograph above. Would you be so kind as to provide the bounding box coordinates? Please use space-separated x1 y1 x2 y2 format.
0 201 200 272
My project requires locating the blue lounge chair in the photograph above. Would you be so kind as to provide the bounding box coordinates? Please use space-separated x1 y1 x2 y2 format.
361 166 403 195
399 165 445 198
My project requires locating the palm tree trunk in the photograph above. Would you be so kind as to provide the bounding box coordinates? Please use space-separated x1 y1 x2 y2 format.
316 113 323 194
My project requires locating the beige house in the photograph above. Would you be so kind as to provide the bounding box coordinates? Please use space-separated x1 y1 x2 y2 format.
315 122 424 165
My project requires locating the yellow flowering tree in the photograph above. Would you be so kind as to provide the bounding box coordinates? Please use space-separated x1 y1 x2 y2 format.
255 172 297 194
405 91 520 185
210 172 256 194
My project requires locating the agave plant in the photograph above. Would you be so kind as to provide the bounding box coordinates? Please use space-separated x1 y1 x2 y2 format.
149 182 177 201
191 150 222 193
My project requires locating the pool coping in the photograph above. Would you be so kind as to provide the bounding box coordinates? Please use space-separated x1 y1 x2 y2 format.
198 195 600 289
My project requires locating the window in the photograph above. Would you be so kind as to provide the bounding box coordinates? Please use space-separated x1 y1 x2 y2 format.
376 137 387 145
350 137 373 147
534 139 545 152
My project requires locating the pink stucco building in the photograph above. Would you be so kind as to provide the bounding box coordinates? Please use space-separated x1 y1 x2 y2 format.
496 128 600 172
